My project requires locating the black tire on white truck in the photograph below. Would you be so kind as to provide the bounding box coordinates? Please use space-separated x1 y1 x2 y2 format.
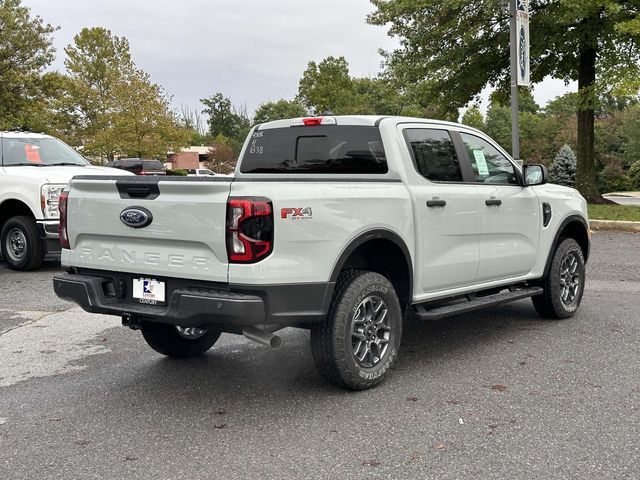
141 322 222 358
0 215 45 271
311 270 403 390
533 238 586 319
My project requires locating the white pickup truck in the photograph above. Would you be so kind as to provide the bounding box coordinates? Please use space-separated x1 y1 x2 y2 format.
0 132 128 270
53 116 590 389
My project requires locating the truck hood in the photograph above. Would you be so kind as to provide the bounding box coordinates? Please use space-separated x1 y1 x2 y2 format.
4 165 132 184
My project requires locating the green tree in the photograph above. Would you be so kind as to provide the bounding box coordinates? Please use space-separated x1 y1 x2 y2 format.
254 99 306 124
368 0 640 202
297 56 355 114
63 27 189 159
550 145 577 187
0 0 57 129
201 92 251 145
485 102 512 151
461 106 485 130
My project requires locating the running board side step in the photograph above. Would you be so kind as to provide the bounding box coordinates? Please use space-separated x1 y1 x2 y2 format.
413 287 543 321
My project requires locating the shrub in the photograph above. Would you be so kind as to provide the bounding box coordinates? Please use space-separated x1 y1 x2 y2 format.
597 164 633 193
165 168 187 176
629 160 640 189
549 144 576 187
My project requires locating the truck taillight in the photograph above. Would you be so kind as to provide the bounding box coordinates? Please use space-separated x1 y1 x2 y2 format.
58 189 70 249
226 197 273 263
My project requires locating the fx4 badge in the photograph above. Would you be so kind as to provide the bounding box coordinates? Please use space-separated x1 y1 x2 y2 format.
281 207 312 220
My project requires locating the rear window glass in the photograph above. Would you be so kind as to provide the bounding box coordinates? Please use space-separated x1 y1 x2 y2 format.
142 160 163 171
240 126 387 174
405 129 463 182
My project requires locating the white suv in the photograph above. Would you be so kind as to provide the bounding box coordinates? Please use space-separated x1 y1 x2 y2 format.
0 132 129 270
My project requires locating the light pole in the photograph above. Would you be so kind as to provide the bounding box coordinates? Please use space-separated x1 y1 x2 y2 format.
509 0 520 162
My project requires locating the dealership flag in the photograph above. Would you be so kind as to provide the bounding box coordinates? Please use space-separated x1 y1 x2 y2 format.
516 0 530 86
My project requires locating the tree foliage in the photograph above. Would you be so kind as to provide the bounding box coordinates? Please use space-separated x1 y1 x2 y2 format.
254 99 306 124
62 27 189 159
368 0 640 201
0 0 57 130
550 144 577 187
461 106 484 130
201 92 251 143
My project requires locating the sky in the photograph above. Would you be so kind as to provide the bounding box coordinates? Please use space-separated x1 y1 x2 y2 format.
24 0 574 119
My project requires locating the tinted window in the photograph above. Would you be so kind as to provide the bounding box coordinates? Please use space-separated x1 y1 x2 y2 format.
240 126 387 174
405 129 462 182
460 133 518 184
1 137 89 167
142 160 163 172
124 160 143 170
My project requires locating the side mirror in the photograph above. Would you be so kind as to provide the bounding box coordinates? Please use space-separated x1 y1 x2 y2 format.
523 164 548 186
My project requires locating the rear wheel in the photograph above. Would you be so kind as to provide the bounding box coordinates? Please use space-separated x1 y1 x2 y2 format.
0 216 45 271
311 270 402 390
141 322 221 358
532 238 585 319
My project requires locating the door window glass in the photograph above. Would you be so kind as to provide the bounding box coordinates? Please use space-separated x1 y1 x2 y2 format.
460 133 518 184
405 129 462 182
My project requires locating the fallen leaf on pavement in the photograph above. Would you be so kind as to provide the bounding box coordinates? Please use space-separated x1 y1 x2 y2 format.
213 424 227 429
491 384 507 392
406 396 419 402
362 459 381 467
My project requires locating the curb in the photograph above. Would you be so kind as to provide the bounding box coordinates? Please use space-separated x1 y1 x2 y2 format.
589 219 640 233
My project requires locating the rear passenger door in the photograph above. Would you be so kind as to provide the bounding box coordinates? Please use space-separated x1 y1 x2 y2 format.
456 131 540 282
401 126 484 294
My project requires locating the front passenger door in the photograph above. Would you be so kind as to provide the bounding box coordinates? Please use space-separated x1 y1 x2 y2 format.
457 132 540 282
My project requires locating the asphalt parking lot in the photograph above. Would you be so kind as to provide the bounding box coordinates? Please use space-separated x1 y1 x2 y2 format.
0 231 638 480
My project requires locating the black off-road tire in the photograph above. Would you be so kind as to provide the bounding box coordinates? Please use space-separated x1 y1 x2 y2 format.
310 270 403 390
141 322 221 358
0 216 45 271
532 238 585 320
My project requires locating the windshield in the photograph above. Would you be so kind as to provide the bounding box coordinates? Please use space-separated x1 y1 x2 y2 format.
1 137 89 167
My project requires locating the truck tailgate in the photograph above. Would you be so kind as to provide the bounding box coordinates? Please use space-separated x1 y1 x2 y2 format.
65 177 232 283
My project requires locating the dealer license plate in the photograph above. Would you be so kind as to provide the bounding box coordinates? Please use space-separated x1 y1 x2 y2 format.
132 278 166 305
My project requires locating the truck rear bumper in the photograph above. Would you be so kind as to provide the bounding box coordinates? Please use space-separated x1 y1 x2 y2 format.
53 271 334 328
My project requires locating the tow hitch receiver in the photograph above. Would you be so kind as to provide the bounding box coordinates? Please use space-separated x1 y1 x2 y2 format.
122 313 142 330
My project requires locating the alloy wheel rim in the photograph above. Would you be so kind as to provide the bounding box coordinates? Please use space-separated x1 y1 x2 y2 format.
350 295 391 368
6 228 27 262
175 326 207 340
559 252 581 305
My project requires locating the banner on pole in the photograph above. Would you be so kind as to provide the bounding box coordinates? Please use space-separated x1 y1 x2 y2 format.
516 0 530 86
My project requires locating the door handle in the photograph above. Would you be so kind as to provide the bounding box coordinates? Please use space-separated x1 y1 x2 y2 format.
485 198 502 206
427 199 447 208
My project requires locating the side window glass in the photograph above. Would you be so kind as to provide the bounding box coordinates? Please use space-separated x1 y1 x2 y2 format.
460 133 517 184
405 129 462 182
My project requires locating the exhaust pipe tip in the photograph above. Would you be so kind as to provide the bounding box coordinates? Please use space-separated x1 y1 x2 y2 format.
243 327 282 348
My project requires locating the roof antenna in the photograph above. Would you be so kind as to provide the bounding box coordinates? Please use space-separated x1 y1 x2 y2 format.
321 109 335 116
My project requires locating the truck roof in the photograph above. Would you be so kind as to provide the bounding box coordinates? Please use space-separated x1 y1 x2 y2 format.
256 115 477 132
0 131 52 139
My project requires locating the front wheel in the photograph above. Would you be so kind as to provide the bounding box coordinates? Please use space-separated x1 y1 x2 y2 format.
0 216 45 271
532 238 586 319
141 322 221 358
311 270 403 390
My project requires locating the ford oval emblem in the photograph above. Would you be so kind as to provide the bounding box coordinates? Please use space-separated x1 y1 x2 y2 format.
120 207 153 228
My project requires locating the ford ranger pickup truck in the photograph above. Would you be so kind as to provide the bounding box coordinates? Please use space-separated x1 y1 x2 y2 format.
0 131 130 271
53 116 590 390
